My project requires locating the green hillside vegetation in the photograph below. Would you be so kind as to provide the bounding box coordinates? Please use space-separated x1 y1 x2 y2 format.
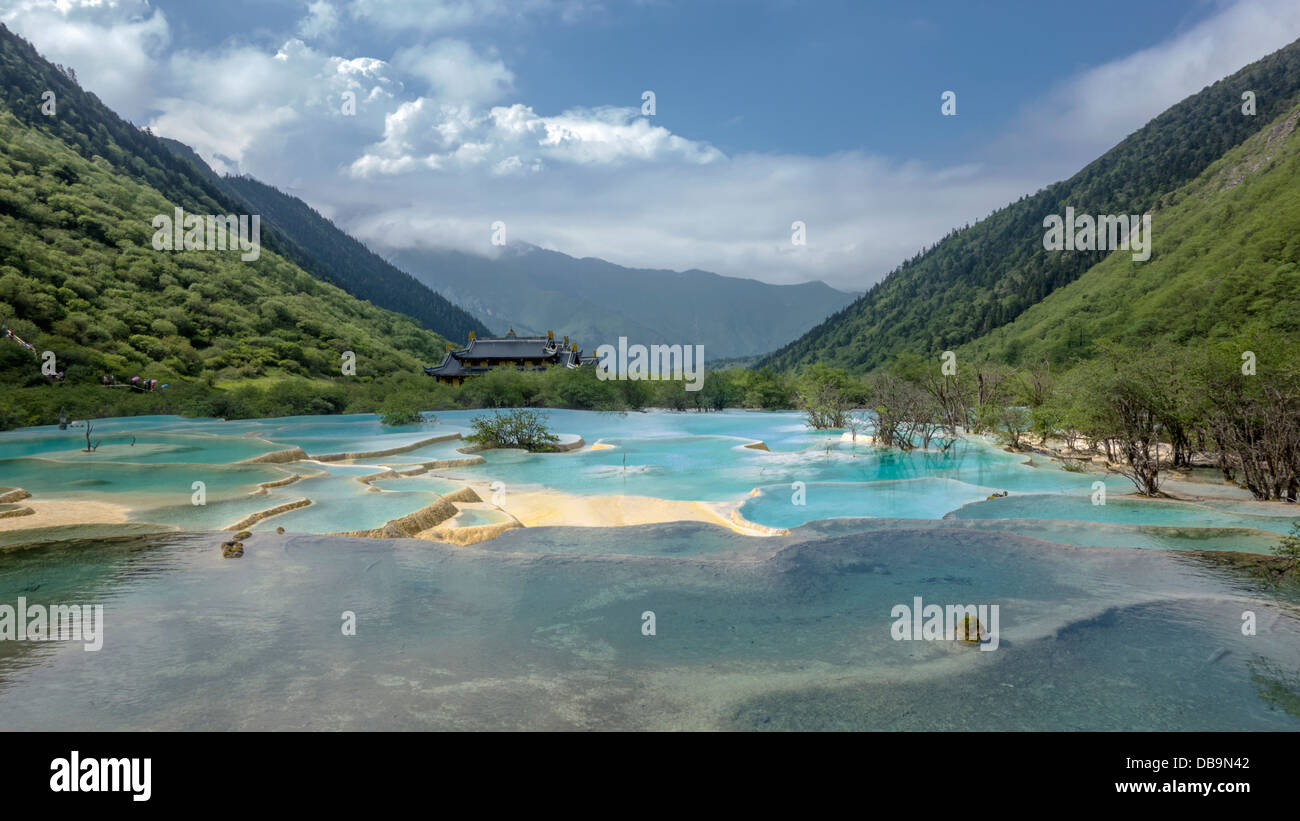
964 104 1300 364
220 173 492 341
0 24 487 344
760 36 1300 373
158 138 491 342
0 26 264 246
0 109 448 400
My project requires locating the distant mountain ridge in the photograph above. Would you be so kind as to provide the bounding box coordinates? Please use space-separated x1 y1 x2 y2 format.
760 36 1300 373
386 244 858 359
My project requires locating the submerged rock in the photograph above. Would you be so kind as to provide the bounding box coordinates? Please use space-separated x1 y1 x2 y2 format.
221 541 244 558
952 614 987 645
234 530 252 540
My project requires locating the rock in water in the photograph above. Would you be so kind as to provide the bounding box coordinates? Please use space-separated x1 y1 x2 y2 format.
221 541 244 558
953 614 986 645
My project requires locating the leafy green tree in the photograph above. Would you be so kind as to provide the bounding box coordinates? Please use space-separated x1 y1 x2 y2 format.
467 408 559 452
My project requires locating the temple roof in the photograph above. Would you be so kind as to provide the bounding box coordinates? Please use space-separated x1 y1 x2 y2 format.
457 336 560 360
424 334 585 377
423 350 466 377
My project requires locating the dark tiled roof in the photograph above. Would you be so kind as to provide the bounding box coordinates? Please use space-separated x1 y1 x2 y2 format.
459 337 560 360
423 350 466 377
425 335 586 376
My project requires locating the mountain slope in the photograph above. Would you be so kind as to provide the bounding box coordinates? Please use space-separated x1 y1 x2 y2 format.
0 23 486 344
157 139 491 342
0 107 448 387
760 36 1300 373
962 103 1300 364
388 244 857 359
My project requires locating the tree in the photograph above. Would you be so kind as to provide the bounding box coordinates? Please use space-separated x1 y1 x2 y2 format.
1276 521 1300 563
1075 349 1171 496
467 408 560 452
379 394 425 426
798 364 855 429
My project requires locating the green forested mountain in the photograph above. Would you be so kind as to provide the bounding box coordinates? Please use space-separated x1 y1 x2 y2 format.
961 102 1300 364
760 36 1300 373
0 107 448 387
158 139 492 342
0 23 486 344
0 27 237 225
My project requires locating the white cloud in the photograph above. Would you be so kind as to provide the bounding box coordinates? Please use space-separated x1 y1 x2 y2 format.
393 39 513 104
6 0 1300 291
148 38 403 175
297 1 340 40
351 101 723 177
1001 0 1300 179
347 0 597 32
334 149 1028 291
0 0 169 120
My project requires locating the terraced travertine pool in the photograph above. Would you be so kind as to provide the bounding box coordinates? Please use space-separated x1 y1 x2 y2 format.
0 409 1293 551
2 409 1298 730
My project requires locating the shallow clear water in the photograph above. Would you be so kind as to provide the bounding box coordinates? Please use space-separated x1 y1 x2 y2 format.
3 409 1297 730
1 409 1293 548
952 494 1299 535
0 526 1296 730
447 507 511 527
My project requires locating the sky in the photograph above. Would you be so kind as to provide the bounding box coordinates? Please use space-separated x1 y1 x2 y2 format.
4 0 1300 291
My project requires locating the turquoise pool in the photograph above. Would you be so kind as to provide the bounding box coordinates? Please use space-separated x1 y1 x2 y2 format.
0 410 1293 548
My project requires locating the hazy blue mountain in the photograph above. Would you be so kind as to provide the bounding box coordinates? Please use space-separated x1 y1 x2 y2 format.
386 244 857 359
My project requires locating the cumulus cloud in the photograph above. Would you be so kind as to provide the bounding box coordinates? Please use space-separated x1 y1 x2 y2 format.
149 38 403 176
6 0 1300 291
393 39 513 104
297 1 341 40
351 101 723 177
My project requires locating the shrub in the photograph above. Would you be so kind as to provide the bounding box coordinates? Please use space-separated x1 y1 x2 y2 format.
467 408 559 452
1276 521 1300 562
379 393 425 426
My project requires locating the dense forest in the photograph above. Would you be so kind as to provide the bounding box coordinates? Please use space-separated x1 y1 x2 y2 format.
159 139 492 342
0 109 449 402
0 24 487 344
963 101 1300 364
760 36 1300 373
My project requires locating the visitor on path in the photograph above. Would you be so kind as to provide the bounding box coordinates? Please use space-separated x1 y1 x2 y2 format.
1 324 37 354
